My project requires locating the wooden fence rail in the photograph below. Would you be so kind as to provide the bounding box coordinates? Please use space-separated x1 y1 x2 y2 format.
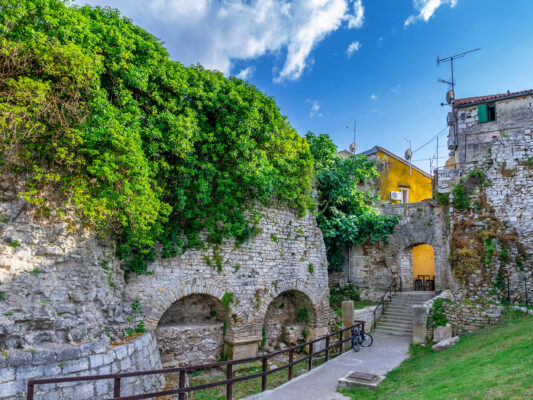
27 321 365 400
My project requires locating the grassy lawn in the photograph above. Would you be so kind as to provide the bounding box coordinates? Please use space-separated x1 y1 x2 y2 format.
341 309 533 400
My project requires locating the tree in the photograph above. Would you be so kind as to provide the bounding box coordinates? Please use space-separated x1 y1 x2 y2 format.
305 132 399 271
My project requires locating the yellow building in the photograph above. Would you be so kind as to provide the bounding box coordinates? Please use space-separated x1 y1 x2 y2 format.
338 146 435 288
339 146 433 203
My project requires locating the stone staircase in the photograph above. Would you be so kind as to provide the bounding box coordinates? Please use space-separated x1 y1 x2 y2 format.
374 291 435 337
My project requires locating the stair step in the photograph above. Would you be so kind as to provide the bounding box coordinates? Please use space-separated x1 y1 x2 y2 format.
376 322 412 330
379 317 412 324
374 329 412 337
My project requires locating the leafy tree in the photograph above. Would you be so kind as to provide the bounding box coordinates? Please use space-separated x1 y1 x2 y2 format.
306 132 399 271
0 0 313 274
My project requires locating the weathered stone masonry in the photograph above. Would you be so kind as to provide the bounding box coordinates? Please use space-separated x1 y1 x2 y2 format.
0 333 163 400
338 201 454 299
0 174 330 398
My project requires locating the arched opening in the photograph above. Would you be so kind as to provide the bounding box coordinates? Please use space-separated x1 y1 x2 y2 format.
412 244 435 291
262 290 317 351
156 294 228 367
398 244 435 291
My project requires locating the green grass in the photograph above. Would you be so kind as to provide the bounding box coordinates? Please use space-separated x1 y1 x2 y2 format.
341 309 533 400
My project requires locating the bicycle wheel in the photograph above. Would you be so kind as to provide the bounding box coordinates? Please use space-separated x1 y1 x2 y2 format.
351 335 361 352
361 332 373 347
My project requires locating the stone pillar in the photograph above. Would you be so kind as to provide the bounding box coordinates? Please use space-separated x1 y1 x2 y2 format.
224 336 261 360
342 301 354 351
412 305 427 344
308 326 328 352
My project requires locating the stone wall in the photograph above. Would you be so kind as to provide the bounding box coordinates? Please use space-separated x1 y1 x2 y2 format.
1 172 330 373
126 202 330 361
1 332 164 400
0 177 129 350
436 129 532 302
341 201 453 299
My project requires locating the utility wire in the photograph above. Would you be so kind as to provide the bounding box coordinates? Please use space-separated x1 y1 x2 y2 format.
412 127 448 154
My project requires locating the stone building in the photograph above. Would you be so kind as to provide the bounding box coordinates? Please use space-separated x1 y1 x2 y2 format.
446 89 533 167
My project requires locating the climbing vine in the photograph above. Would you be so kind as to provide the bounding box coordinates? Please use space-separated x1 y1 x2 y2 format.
306 132 399 271
0 0 314 274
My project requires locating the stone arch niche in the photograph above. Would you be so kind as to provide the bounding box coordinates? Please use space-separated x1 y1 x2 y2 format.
262 290 318 349
155 294 228 367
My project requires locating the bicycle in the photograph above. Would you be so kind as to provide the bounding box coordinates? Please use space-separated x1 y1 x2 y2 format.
351 325 373 352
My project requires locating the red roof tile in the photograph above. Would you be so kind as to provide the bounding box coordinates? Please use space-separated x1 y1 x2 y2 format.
454 89 533 107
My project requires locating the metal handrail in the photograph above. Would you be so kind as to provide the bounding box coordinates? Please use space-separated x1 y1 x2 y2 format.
372 276 401 329
27 321 365 400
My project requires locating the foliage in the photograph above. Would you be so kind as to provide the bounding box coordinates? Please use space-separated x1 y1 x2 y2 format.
0 0 313 274
306 132 399 271
296 308 309 324
341 310 533 400
452 184 470 210
328 284 373 312
221 292 235 311
307 263 314 274
427 298 451 329
434 192 450 206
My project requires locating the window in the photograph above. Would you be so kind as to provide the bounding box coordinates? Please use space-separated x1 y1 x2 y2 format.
399 188 409 203
478 104 496 123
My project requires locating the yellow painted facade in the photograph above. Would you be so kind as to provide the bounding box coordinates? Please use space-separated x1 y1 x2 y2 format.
371 149 433 203
412 244 435 279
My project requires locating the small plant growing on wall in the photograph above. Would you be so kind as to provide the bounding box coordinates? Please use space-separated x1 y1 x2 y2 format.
296 308 309 324
427 298 452 329
222 292 235 311
308 263 314 274
270 233 279 243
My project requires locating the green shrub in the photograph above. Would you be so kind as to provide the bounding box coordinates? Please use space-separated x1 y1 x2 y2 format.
434 191 450 206
428 298 452 328
452 184 470 210
1 0 314 275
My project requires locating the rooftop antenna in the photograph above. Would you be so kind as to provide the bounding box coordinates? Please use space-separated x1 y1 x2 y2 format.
346 120 357 154
437 48 481 105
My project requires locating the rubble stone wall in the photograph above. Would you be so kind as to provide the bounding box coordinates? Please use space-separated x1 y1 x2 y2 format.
342 201 453 299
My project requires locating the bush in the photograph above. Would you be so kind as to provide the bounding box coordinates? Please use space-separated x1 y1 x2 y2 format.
0 0 314 274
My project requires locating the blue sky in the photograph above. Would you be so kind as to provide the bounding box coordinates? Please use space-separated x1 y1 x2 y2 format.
74 0 533 173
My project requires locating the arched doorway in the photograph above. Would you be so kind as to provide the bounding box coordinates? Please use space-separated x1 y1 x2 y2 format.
262 290 317 350
412 244 435 291
398 244 435 291
156 294 228 367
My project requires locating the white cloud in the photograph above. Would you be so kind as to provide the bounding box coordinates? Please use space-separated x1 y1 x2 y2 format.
404 0 458 27
346 41 361 58
76 0 365 83
390 84 401 94
306 99 323 118
370 94 378 100
235 66 255 80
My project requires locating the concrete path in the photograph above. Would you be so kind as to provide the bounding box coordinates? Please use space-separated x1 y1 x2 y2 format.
245 333 411 400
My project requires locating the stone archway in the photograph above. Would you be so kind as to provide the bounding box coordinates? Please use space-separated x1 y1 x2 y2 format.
398 243 435 291
262 290 318 349
155 294 228 367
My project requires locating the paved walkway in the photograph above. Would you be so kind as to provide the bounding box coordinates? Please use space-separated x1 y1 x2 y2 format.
246 333 411 400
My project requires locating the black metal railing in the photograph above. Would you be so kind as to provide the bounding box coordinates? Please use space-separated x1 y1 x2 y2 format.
372 277 400 329
27 321 365 400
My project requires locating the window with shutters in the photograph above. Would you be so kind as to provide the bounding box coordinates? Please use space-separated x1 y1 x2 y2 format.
478 103 496 123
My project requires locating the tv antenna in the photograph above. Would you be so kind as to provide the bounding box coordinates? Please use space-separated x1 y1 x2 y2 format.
437 48 481 93
346 120 357 154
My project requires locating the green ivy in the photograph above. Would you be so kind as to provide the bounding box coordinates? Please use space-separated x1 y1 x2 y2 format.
428 298 452 328
221 292 235 311
1 0 314 275
306 132 399 271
